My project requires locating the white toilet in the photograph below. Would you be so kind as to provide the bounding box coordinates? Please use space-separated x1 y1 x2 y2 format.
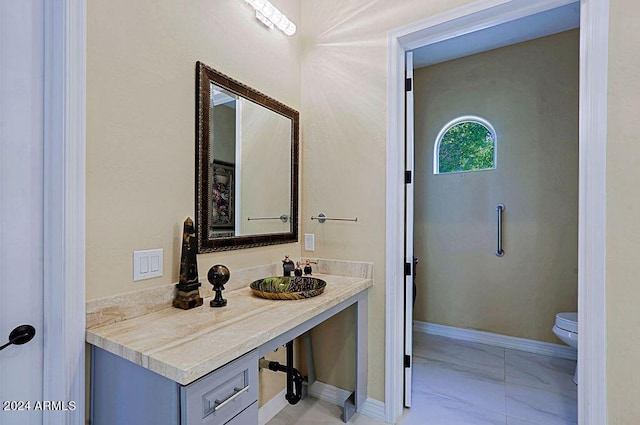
552 312 578 384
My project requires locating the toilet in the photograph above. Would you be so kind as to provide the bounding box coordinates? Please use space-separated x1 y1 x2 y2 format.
552 312 578 384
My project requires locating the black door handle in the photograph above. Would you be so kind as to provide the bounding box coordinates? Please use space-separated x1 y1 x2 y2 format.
0 325 36 351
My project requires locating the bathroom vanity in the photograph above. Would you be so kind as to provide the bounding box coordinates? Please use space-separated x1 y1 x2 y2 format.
87 271 371 425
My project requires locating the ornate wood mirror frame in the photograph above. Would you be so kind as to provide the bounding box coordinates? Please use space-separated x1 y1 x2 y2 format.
196 61 299 252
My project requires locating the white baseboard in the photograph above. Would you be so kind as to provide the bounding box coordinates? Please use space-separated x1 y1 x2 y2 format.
360 398 387 422
258 382 387 424
308 381 388 422
307 381 351 405
258 388 288 425
414 321 577 361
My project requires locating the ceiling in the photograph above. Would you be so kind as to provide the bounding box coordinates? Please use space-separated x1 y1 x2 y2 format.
412 2 580 69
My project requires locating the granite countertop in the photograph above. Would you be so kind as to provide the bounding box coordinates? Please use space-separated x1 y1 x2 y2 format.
86 273 372 386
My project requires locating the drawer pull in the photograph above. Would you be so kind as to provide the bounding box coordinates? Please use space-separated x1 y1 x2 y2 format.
213 386 250 412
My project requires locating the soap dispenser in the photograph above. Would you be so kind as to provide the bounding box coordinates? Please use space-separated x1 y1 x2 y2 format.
282 255 295 276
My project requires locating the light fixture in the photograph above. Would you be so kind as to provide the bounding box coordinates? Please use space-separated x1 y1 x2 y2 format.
245 0 296 36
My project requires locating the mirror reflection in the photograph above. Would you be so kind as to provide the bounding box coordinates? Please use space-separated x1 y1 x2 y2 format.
209 85 292 237
196 61 299 252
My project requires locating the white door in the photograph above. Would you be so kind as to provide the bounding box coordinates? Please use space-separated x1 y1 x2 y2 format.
0 1 46 423
404 51 415 408
1 1 85 423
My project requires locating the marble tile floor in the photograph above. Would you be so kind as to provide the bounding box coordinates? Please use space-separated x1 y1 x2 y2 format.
400 333 577 425
269 333 576 425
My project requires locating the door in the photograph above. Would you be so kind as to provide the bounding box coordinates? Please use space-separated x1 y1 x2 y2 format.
0 1 45 423
403 51 415 408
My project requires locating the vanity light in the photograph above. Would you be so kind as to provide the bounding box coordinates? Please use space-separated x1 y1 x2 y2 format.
245 0 296 35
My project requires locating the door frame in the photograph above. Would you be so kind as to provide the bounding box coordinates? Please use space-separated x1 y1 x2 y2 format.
385 0 608 423
42 0 86 422
403 51 415 408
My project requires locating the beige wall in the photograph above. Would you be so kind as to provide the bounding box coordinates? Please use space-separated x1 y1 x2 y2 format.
86 0 301 301
607 0 640 423
300 0 476 403
86 0 301 415
413 30 579 343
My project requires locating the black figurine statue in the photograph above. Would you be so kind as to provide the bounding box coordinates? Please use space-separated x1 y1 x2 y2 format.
208 264 230 307
173 217 203 309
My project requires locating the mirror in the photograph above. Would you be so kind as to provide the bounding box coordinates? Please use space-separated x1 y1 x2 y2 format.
196 61 299 252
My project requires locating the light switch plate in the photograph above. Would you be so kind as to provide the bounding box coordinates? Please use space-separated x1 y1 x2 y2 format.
133 248 163 281
304 233 315 251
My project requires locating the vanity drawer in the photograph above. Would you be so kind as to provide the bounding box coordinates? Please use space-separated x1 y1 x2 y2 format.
181 350 258 425
226 402 257 425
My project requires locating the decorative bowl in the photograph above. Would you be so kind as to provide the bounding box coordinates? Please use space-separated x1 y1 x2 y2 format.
249 276 326 300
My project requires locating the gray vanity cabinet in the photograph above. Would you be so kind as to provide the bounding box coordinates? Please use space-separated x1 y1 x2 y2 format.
91 347 258 425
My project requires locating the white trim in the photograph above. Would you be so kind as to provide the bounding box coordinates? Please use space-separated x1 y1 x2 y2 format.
258 388 288 425
414 321 577 361
385 26 406 424
386 0 607 423
578 0 609 423
360 398 386 422
392 0 577 52
308 381 352 406
42 0 86 423
307 381 387 423
433 115 497 174
403 51 414 408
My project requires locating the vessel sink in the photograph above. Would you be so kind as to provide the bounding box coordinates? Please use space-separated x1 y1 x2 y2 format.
249 276 326 300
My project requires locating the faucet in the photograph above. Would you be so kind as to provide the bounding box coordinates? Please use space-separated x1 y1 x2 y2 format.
303 259 317 275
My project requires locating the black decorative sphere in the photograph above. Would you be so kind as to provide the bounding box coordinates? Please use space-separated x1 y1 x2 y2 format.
208 264 230 287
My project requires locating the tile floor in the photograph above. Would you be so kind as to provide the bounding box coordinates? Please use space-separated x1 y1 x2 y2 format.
266 396 388 425
268 333 577 425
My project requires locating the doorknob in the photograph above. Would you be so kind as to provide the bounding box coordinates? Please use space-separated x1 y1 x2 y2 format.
0 325 36 351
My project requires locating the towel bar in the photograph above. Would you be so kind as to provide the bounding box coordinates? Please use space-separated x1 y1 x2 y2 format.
311 213 358 223
247 214 289 223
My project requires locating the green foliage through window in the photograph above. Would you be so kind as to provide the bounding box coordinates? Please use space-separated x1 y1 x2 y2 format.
436 120 495 174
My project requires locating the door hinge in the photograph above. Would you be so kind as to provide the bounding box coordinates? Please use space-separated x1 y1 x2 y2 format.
405 170 412 184
404 262 411 276
405 77 412 91
404 354 411 368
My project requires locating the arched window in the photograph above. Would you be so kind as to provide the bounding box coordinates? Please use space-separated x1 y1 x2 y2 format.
433 116 496 174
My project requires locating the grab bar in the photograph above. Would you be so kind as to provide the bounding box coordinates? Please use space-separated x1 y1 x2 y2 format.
247 214 288 223
496 204 505 257
311 213 358 223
